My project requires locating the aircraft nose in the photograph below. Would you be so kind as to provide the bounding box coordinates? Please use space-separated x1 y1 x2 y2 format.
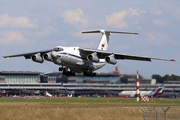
51 51 57 58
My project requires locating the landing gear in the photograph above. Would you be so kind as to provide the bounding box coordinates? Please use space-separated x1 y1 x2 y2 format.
93 72 96 77
60 67 75 76
59 67 63 71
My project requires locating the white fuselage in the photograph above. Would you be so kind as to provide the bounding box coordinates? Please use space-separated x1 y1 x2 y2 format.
119 84 163 97
54 46 106 73
119 91 154 97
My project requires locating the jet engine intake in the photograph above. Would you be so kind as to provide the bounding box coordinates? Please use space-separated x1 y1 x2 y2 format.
31 53 44 63
105 54 117 65
43 52 53 62
51 51 57 58
87 53 99 63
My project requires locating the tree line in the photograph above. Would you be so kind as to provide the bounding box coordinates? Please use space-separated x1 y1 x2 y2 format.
152 74 180 83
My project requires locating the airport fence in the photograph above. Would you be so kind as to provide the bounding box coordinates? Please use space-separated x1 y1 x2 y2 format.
139 106 180 120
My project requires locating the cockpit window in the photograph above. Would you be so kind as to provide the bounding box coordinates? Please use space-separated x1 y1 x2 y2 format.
53 47 64 51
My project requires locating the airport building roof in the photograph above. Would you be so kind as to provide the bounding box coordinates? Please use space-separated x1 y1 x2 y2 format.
0 71 42 74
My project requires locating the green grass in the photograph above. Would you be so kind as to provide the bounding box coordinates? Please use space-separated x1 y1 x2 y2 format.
0 97 180 105
0 97 179 120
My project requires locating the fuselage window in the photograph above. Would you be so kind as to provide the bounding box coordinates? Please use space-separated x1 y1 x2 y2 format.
53 47 64 51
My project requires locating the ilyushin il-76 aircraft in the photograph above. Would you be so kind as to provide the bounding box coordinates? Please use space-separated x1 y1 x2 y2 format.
3 30 175 76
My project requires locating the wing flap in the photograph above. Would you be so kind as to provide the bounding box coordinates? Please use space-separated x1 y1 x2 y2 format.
79 48 175 62
114 54 151 61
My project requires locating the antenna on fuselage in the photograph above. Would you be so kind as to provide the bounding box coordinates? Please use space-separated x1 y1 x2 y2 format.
82 30 138 51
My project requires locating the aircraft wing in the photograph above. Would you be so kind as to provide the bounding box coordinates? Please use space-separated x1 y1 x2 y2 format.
3 49 52 59
79 48 175 62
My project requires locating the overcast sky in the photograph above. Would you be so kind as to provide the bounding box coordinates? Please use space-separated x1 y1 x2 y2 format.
0 0 180 78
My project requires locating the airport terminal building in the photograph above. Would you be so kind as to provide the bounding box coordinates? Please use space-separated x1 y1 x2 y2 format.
0 71 179 97
0 71 42 83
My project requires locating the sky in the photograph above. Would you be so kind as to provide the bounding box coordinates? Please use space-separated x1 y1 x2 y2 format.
0 0 180 79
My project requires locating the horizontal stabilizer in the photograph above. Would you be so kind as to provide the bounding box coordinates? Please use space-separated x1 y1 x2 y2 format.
82 29 138 51
82 30 139 35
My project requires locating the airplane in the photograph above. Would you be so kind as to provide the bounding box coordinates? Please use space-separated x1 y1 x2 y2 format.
157 88 180 98
3 30 175 76
118 84 164 97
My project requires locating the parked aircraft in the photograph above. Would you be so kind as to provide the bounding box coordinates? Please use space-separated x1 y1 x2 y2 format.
3 30 175 76
118 84 164 97
157 88 180 98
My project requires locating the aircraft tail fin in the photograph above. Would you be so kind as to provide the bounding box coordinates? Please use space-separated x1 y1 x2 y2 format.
45 91 52 97
82 30 138 51
172 88 175 92
153 84 164 96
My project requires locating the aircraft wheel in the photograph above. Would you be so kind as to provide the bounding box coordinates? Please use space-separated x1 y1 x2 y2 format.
87 72 93 77
93 72 96 77
59 67 63 71
66 71 71 76
86 72 90 77
83 71 87 76
62 70 66 75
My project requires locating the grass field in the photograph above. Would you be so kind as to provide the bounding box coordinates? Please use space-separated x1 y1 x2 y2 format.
0 97 180 106
0 97 179 120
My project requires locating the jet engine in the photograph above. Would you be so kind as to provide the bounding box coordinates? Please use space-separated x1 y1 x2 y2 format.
31 53 44 63
51 51 57 58
105 54 117 65
50 51 61 65
87 53 99 63
43 52 53 62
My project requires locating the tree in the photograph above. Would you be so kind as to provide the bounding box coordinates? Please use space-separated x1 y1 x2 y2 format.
151 74 180 83
152 74 162 83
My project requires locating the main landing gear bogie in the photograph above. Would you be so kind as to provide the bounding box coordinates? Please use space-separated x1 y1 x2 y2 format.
59 67 96 77
59 67 63 71
59 67 75 76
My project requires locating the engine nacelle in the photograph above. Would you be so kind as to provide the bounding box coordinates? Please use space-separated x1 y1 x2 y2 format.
31 53 44 63
43 52 53 62
87 53 99 63
105 54 117 65
51 51 57 58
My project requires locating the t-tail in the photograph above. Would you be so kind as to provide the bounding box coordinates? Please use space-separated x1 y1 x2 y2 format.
153 84 164 96
82 30 138 51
